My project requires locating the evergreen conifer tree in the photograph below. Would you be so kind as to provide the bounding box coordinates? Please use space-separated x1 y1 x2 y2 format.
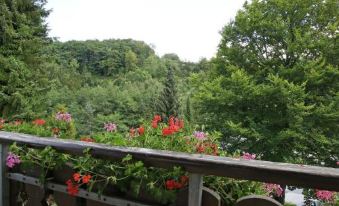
0 0 49 118
156 66 179 120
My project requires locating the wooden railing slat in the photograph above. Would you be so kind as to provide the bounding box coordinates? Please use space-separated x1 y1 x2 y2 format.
0 132 338 191
188 173 203 206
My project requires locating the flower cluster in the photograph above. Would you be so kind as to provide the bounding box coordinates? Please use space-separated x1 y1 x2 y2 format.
104 122 117 132
6 152 20 168
66 179 79 196
263 183 284 197
241 152 256 160
55 112 72 122
193 131 206 140
165 175 188 190
137 126 145 136
32 119 46 126
130 126 145 137
316 190 335 202
66 173 92 196
162 117 184 136
151 115 161 128
196 142 218 155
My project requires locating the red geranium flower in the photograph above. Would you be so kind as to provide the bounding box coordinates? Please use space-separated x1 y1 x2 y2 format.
169 117 175 127
162 127 174 136
173 181 183 189
165 178 185 190
153 115 161 122
66 179 79 196
138 126 145 136
73 173 81 182
196 144 205 153
82 174 92 184
66 179 72 185
151 120 158 128
151 115 162 128
32 119 46 126
166 117 183 133
170 124 180 132
165 179 176 190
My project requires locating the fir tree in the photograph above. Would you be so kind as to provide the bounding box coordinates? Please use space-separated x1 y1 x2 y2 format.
156 66 179 120
0 0 49 118
185 93 192 122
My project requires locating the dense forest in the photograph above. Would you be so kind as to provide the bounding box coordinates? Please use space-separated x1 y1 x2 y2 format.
1 0 338 167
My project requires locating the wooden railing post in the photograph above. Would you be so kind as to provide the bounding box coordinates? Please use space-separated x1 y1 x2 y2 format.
0 144 9 206
188 173 203 206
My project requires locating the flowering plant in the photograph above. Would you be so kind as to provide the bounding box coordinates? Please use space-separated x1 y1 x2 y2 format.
8 143 69 183
303 188 339 206
3 115 265 205
5 114 337 205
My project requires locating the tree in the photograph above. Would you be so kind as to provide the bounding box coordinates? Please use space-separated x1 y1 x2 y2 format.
193 0 338 166
0 0 50 118
124 50 138 71
217 0 338 73
156 66 179 119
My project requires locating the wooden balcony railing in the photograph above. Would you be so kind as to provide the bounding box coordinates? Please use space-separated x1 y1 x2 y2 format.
0 131 338 206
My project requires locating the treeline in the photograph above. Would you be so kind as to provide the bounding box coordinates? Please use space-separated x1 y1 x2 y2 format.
0 15 204 133
39 39 205 134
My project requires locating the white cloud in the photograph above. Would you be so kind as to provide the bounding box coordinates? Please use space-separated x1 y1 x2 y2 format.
46 0 246 62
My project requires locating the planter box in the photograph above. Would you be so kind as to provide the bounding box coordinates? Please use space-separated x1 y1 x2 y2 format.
176 186 221 206
9 166 220 206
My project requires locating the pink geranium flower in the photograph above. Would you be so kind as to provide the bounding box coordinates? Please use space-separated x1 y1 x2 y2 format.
241 152 256 160
6 152 20 168
55 112 72 122
193 131 206 140
264 183 284 197
104 122 117 132
316 190 335 202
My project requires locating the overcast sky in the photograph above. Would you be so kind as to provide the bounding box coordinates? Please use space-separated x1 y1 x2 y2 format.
46 0 246 62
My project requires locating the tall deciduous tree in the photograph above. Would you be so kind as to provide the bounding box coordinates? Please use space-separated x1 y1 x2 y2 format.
193 0 338 166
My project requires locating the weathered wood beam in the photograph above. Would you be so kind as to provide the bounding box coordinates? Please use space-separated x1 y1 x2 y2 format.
7 173 154 206
0 132 338 191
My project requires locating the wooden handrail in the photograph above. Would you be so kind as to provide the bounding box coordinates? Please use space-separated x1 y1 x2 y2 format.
0 131 338 191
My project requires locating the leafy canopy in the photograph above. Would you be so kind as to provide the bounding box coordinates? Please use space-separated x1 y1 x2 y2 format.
193 0 339 165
